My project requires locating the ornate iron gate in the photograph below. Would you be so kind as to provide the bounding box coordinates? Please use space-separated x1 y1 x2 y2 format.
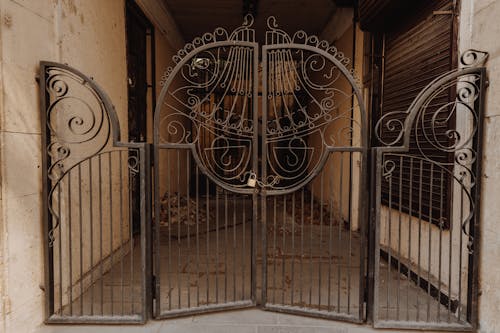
40 16 487 331
153 15 368 321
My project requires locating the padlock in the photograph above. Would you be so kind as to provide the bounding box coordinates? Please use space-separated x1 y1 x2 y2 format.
247 173 257 187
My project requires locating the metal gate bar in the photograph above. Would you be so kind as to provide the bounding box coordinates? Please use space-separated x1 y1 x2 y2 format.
39 17 487 333
262 152 365 322
153 148 254 317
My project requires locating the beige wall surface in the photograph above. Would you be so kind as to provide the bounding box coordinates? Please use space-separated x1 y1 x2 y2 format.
0 0 128 332
309 24 365 233
460 1 500 332
155 31 189 196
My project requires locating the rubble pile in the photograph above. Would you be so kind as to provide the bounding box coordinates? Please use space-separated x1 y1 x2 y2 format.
274 190 338 225
159 192 215 227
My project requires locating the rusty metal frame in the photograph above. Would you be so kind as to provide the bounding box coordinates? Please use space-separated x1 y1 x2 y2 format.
152 15 259 318
153 14 370 321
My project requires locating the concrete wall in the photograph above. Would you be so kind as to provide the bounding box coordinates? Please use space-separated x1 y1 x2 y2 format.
155 32 189 197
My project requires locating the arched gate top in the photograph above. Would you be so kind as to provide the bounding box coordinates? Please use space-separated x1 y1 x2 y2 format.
154 15 367 194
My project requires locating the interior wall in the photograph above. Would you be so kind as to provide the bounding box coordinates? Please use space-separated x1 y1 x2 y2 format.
0 19 5 327
379 203 470 303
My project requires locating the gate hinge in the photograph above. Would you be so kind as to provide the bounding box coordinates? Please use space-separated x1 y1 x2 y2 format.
152 275 157 299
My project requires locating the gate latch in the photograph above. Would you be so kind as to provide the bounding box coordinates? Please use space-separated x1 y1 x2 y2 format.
247 171 257 187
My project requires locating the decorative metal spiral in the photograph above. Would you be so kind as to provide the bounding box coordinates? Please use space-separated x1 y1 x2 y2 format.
156 15 366 192
262 16 365 192
375 49 488 255
44 65 114 246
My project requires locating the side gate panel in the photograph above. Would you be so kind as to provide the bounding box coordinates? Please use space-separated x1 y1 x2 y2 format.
40 62 150 323
372 52 488 331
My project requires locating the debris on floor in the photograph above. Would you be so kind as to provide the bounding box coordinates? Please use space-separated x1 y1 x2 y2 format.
159 192 214 226
158 191 253 238
273 190 340 226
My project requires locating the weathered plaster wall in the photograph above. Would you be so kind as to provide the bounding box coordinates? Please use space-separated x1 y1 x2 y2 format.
460 1 500 332
154 30 189 196
310 25 354 222
0 7 5 329
0 0 129 332
0 1 57 331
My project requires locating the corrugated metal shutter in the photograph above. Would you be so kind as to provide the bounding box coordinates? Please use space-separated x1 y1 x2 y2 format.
359 0 392 30
380 0 457 227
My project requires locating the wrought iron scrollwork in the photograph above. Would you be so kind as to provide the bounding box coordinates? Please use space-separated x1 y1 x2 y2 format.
262 16 366 192
374 49 486 153
375 49 488 254
42 63 117 246
155 15 257 191
460 49 489 68
45 67 112 183
156 15 366 193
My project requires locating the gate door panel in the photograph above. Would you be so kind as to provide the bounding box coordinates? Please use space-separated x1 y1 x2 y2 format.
260 19 368 322
153 18 258 317
154 15 368 321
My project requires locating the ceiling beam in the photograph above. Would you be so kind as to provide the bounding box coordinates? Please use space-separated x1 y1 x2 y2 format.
135 0 185 50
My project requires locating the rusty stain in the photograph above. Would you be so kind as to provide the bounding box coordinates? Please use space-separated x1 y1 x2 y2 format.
63 0 77 15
